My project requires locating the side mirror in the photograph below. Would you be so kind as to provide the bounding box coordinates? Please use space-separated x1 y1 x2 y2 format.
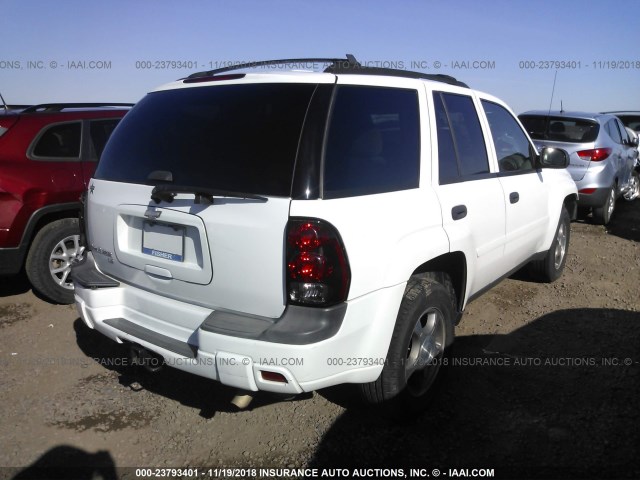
631 136 639 148
539 147 569 169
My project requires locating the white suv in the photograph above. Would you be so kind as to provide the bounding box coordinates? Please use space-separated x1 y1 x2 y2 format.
73 56 578 411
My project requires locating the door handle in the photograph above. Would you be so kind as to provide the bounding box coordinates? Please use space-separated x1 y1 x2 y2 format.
509 192 519 204
452 205 467 220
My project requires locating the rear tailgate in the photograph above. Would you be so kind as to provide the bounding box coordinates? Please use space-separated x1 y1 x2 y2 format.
521 114 599 182
88 78 324 319
88 180 290 318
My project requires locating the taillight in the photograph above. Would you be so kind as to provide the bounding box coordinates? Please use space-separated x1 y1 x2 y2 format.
579 188 596 195
577 148 611 162
286 218 350 307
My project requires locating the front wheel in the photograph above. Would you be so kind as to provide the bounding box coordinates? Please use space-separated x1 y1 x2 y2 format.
360 272 455 413
528 206 570 283
25 218 84 304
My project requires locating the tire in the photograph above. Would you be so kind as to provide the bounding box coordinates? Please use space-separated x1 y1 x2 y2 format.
623 171 639 201
528 206 570 283
592 184 616 225
25 218 84 304
360 272 455 413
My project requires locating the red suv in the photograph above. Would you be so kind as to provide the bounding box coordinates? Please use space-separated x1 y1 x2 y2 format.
0 103 132 303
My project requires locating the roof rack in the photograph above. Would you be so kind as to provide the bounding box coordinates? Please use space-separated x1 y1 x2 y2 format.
21 103 135 113
185 53 468 88
324 63 469 88
186 54 361 79
1 105 32 111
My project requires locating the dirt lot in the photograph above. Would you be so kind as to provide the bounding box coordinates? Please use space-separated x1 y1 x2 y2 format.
1 200 639 480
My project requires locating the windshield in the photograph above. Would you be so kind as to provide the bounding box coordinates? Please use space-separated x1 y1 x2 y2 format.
95 83 318 196
519 115 599 143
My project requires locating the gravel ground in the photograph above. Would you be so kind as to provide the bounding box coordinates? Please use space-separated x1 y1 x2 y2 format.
0 199 638 480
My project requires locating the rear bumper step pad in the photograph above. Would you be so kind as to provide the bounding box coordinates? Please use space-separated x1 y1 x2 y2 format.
104 317 197 358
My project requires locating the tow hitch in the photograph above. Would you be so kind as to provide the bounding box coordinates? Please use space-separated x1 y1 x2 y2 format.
129 344 165 373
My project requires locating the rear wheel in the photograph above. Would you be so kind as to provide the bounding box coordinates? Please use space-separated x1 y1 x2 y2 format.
26 218 84 304
592 184 616 225
360 272 455 413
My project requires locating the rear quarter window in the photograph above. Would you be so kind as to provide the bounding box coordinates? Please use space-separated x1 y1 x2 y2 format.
31 122 81 159
322 85 420 199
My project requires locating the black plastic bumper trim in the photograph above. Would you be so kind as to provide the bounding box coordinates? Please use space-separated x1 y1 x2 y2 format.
0 247 26 276
104 318 197 358
71 257 120 289
200 303 348 345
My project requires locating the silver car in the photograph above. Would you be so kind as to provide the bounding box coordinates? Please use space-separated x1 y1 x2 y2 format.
623 127 640 201
519 111 638 224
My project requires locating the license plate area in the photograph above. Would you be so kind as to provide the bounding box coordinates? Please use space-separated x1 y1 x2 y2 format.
142 221 185 262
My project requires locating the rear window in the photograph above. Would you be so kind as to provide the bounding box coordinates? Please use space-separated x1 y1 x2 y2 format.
95 83 317 196
519 115 599 143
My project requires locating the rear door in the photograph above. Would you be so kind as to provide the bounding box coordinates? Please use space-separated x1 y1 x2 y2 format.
431 90 506 296
90 81 322 318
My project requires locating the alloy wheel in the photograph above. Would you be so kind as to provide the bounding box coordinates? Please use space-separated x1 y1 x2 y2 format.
404 307 446 397
554 222 567 270
49 234 84 289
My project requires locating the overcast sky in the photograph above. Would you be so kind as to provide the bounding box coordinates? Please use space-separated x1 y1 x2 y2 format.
2 0 639 114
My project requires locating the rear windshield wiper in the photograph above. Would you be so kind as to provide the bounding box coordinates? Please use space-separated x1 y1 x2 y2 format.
151 184 267 204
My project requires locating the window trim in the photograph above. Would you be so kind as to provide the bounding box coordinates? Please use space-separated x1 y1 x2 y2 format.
496 168 539 178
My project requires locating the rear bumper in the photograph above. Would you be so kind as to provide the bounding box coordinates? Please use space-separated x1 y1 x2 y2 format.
74 254 404 394
574 163 616 207
575 186 611 207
